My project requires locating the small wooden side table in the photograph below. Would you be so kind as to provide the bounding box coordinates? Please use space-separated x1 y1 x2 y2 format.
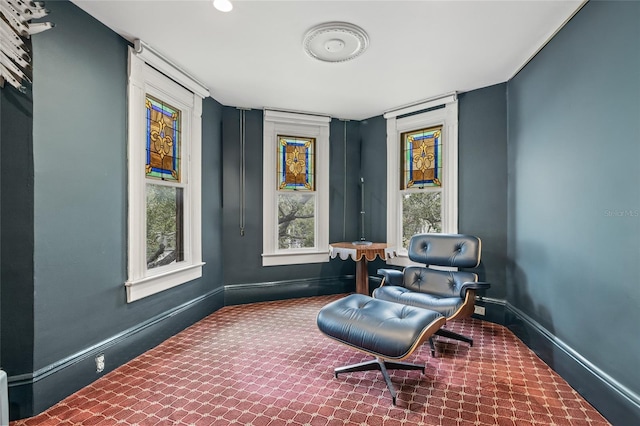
329 242 396 295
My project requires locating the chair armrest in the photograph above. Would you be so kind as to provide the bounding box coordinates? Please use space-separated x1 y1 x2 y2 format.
459 281 490 298
377 268 404 286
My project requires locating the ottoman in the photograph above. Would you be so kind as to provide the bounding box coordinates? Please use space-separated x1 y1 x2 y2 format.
317 294 445 405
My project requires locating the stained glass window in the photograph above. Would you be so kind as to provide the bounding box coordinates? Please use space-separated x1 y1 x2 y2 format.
401 126 442 189
277 136 315 190
145 95 181 182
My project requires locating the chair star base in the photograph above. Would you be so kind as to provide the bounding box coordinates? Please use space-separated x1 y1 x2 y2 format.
436 328 473 346
335 357 426 405
426 329 473 357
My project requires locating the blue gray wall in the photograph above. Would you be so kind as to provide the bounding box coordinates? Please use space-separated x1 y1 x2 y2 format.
359 115 388 244
32 0 129 370
1 85 35 386
220 109 357 302
459 84 508 301
507 0 640 421
359 115 393 284
1 0 225 418
0 77 2 368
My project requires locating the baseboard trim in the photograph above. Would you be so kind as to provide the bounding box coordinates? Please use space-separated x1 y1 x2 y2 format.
223 275 355 305
7 287 225 420
504 302 640 424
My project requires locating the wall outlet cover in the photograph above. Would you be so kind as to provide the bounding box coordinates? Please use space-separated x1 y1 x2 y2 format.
95 354 105 373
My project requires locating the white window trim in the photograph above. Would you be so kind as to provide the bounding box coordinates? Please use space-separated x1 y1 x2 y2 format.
385 95 459 267
125 44 208 302
262 110 330 266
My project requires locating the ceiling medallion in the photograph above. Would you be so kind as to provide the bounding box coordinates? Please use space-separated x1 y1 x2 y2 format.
303 22 369 63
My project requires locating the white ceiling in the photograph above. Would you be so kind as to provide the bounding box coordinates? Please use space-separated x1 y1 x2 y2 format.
71 0 584 120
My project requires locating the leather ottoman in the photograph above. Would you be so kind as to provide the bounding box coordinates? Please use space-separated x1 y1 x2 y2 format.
317 293 445 404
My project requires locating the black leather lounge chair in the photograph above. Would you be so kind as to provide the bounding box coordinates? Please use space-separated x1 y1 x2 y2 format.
374 233 490 356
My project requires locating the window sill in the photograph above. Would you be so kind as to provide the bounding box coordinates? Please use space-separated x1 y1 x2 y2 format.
385 253 415 268
262 251 330 266
125 262 205 302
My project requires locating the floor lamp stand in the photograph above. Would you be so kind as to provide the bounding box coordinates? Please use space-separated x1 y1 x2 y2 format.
352 177 372 246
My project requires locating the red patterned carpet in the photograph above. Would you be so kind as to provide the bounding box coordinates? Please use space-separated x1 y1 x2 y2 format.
12 294 610 425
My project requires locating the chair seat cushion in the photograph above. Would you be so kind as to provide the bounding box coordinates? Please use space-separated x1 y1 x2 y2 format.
317 294 444 360
373 285 463 319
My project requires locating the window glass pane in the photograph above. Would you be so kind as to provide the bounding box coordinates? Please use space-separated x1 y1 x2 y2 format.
402 191 441 248
145 94 181 182
146 184 184 269
277 136 315 190
401 126 442 189
278 193 315 249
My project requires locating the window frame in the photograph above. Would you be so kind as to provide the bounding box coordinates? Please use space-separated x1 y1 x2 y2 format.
125 45 208 302
262 110 330 266
385 95 459 267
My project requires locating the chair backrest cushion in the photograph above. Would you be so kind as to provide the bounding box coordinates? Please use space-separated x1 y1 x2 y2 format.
403 267 478 297
408 234 481 268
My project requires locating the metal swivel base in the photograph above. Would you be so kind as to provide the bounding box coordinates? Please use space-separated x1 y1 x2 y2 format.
335 357 425 405
428 328 474 357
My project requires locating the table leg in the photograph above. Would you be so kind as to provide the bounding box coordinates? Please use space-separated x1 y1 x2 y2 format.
355 258 369 295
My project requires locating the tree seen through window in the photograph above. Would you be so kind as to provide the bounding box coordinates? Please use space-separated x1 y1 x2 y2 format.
278 193 315 249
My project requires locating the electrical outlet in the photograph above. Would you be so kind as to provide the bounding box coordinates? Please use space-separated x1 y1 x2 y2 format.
474 305 486 316
95 354 105 373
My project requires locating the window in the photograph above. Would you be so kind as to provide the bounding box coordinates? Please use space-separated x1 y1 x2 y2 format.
400 126 443 247
145 95 184 269
263 110 330 266
277 135 316 250
385 95 458 266
126 42 209 302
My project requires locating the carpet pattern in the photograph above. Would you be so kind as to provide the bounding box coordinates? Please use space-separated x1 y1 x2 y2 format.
12 294 610 425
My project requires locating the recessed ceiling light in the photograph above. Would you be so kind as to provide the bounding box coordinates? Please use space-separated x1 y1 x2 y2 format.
303 22 369 63
213 0 233 13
